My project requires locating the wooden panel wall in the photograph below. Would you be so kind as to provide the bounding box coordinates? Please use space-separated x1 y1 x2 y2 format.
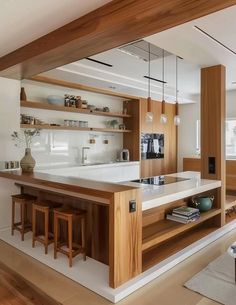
183 157 201 171
201 65 226 226
109 189 142 288
123 99 140 161
140 98 177 177
20 185 109 264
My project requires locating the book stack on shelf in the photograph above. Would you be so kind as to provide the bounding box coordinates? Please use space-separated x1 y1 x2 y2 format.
166 206 200 224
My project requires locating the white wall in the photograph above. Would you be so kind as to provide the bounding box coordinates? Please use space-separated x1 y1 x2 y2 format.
178 90 236 171
0 77 21 161
21 80 125 167
0 77 21 229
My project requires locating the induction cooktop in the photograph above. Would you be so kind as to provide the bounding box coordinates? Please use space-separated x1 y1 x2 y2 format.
131 175 189 185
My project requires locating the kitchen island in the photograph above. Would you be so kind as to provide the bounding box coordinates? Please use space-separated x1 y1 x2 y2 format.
0 170 224 302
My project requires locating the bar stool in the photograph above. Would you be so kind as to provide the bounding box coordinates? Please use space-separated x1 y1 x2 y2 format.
32 201 61 254
54 208 86 267
11 194 37 241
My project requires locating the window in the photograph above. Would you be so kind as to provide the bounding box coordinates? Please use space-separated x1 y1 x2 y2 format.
226 119 236 158
196 119 236 159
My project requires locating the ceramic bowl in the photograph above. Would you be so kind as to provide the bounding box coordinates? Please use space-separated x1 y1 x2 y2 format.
47 95 64 105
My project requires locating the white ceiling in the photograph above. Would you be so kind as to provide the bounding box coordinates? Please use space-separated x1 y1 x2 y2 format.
0 0 111 57
3 2 235 103
44 5 236 104
43 46 199 104
146 5 236 91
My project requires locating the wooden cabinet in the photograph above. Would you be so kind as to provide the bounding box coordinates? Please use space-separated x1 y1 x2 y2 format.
140 98 177 177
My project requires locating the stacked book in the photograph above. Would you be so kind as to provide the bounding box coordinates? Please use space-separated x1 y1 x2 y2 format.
166 206 200 224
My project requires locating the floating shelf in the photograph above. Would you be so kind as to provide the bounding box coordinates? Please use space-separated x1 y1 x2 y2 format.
20 124 132 133
142 208 221 252
142 224 218 271
20 100 132 119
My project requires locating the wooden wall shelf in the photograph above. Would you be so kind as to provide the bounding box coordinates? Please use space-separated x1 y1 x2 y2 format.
20 100 132 119
20 124 132 133
142 208 221 252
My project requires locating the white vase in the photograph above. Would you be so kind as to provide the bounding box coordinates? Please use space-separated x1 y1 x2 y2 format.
20 148 36 173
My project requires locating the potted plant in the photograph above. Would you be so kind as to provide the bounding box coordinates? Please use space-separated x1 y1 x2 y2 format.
11 129 40 173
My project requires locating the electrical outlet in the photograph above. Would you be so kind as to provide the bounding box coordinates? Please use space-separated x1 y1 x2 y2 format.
129 200 136 213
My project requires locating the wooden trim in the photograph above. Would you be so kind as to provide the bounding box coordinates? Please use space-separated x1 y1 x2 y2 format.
28 76 140 100
0 171 137 198
200 65 226 226
21 100 132 118
1 0 236 79
20 124 132 133
142 208 221 251
109 189 142 288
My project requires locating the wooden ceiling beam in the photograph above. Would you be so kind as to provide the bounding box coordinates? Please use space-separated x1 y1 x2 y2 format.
0 0 236 79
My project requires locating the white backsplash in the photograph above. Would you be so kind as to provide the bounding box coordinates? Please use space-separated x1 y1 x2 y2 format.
21 80 124 167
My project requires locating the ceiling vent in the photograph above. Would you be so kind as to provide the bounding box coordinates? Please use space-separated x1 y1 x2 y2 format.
118 40 172 62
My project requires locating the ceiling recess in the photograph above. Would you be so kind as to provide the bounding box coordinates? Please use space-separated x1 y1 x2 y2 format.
85 57 113 67
119 40 172 62
143 75 166 83
194 25 236 56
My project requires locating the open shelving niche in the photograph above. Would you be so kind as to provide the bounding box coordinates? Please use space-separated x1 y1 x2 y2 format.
142 187 222 271
20 76 141 161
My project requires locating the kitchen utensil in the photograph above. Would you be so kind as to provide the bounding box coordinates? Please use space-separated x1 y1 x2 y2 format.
118 149 130 162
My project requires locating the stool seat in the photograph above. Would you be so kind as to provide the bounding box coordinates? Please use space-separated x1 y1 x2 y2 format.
11 193 37 241
54 208 86 267
36 200 62 209
12 194 36 202
54 208 86 217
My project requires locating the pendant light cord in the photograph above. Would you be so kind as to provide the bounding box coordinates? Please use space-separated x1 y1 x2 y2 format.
176 56 178 102
162 49 165 101
148 43 151 98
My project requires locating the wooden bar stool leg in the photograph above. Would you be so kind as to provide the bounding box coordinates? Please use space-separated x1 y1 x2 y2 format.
11 199 15 236
45 209 49 254
68 217 73 267
21 203 25 241
32 207 36 248
54 214 58 259
81 217 86 261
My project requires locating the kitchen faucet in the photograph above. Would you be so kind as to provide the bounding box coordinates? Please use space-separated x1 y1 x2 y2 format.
82 147 90 165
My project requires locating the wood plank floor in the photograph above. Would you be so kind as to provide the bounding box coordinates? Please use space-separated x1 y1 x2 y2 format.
0 261 61 305
1 226 236 305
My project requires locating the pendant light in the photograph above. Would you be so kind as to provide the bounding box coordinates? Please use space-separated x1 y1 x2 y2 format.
174 56 181 126
160 49 167 124
145 43 153 123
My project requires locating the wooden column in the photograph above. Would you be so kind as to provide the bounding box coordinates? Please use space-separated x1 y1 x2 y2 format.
109 188 142 288
201 65 226 226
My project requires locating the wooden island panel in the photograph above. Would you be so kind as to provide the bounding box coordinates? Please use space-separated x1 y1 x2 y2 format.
0 170 142 289
109 189 142 288
18 183 109 264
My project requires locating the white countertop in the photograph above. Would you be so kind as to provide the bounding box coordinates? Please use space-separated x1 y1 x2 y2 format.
36 161 139 172
123 171 221 211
